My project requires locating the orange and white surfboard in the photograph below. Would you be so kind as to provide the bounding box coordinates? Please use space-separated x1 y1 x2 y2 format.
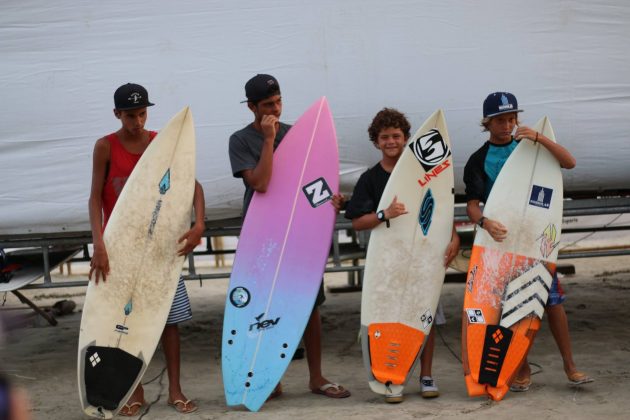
360 110 454 398
462 117 563 401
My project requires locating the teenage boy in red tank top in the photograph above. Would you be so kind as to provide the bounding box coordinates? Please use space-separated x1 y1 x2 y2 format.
88 83 205 416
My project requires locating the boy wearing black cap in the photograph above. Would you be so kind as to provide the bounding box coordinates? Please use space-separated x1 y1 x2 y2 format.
463 92 592 392
88 83 204 415
228 74 350 399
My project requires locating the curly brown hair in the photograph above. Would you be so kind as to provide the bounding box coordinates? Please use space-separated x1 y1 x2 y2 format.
368 108 411 143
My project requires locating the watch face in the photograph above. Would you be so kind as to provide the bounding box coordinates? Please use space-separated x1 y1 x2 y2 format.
377 211 384 221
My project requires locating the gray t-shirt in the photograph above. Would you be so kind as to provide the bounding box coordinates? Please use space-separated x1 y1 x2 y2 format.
229 122 292 216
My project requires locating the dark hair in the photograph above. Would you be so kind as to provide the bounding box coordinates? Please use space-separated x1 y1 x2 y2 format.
368 108 411 142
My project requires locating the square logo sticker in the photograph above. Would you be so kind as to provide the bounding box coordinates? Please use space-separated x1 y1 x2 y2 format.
466 308 486 324
302 177 333 208
420 309 433 329
529 185 553 209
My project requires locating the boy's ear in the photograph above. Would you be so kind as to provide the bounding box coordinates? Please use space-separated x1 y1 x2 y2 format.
113 109 121 119
372 141 380 150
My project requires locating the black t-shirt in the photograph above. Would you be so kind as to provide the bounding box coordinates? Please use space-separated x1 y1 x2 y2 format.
228 122 292 216
345 162 391 219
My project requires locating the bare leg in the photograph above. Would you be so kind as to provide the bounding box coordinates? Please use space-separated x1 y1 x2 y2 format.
119 384 144 416
419 327 436 377
162 324 197 412
305 308 326 389
515 357 532 380
304 308 350 397
546 304 579 377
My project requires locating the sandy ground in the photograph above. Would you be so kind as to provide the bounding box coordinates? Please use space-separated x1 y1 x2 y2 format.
1 255 629 419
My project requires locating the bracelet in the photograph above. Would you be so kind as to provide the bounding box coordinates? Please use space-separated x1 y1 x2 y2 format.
534 132 538 143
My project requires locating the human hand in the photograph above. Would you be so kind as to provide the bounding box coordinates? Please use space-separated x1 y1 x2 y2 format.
178 224 204 256
482 218 508 242
331 193 346 213
443 231 460 267
89 243 110 284
384 195 408 220
514 125 538 143
261 114 279 141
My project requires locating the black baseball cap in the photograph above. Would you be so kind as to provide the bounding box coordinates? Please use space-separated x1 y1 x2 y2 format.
114 83 155 110
241 74 280 103
483 92 523 118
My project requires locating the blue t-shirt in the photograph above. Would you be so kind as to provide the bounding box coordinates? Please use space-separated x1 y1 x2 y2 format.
463 138 519 203
484 139 518 198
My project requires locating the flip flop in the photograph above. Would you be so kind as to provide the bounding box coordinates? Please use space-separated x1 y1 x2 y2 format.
167 399 198 414
311 383 351 398
118 400 145 417
509 376 531 392
568 372 594 386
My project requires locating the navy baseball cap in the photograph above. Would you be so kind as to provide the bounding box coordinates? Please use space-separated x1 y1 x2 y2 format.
114 83 155 110
483 92 523 118
241 74 280 103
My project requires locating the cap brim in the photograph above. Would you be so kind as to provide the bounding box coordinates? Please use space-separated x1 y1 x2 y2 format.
485 109 523 118
116 102 155 111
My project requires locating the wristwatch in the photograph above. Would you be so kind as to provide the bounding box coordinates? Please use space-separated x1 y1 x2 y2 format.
377 210 390 228
477 217 486 229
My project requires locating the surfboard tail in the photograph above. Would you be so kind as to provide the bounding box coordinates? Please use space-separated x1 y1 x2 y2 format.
464 318 541 400
366 323 424 386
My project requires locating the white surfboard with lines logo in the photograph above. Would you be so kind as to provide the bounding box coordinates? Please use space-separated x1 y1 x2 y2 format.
360 109 454 397
77 107 196 418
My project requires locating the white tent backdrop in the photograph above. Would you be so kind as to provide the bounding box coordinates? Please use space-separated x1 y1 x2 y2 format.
1 0 629 235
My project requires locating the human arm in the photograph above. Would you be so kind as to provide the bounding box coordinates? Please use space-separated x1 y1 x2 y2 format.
177 180 206 256
463 147 508 242
443 224 460 267
240 115 278 193
515 125 576 169
88 138 110 284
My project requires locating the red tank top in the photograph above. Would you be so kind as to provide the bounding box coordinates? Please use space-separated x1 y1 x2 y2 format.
102 131 157 228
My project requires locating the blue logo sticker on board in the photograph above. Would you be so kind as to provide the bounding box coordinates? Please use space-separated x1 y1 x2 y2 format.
419 189 434 236
124 299 133 316
529 185 553 209
159 169 171 195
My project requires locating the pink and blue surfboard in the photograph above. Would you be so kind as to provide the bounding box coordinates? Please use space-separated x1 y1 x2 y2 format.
222 97 339 411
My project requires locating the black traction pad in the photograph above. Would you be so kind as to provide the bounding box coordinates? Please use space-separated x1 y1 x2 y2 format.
478 325 513 387
84 346 143 410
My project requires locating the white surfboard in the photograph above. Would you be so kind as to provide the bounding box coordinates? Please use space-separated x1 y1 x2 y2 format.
462 117 564 401
360 109 454 397
77 107 196 419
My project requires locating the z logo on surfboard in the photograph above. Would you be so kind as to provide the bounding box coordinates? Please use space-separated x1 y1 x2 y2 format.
410 129 451 172
302 177 333 208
